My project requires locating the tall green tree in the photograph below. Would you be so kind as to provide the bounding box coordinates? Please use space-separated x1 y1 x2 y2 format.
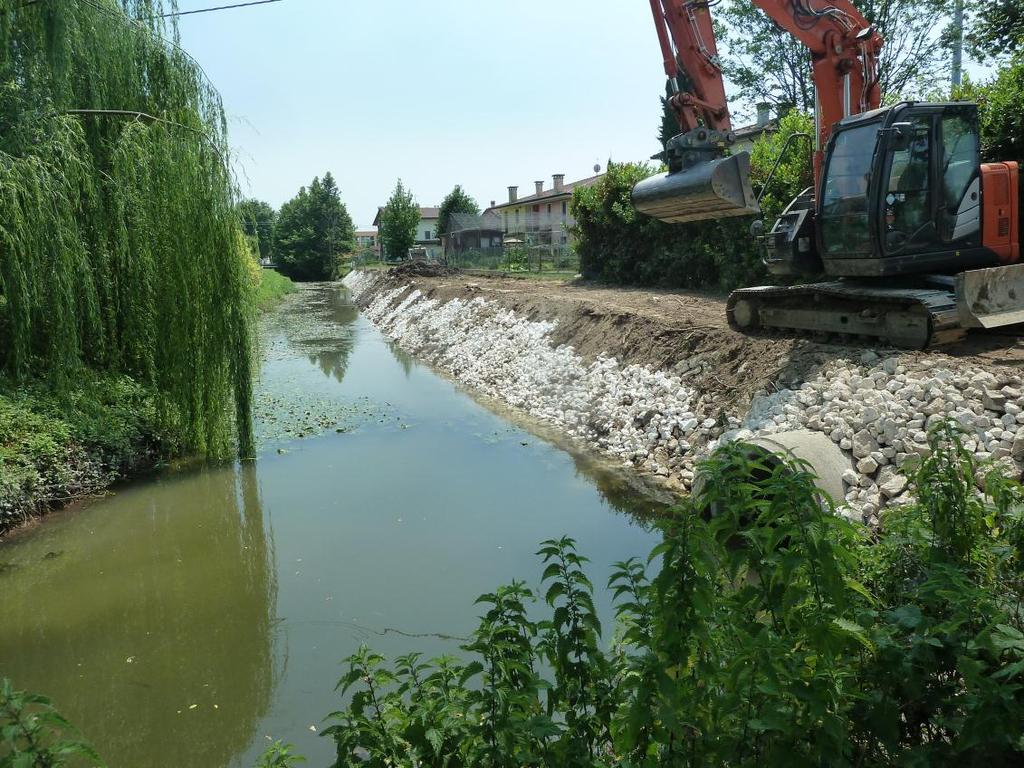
437 185 480 239
718 0 955 114
238 199 276 263
275 172 355 280
967 0 1024 61
0 0 255 458
379 179 420 261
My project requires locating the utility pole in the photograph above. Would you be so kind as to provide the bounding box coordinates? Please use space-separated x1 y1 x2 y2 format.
951 0 964 88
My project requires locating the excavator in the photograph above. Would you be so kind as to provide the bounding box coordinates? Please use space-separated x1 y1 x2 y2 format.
632 0 1023 349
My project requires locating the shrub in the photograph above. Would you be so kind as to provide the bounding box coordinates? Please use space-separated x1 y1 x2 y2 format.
572 112 814 292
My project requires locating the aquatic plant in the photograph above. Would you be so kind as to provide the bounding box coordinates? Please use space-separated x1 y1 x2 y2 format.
0 0 254 457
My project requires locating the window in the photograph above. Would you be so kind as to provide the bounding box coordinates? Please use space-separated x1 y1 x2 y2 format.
820 122 879 257
561 201 568 217
883 117 932 251
425 230 432 240
939 113 980 243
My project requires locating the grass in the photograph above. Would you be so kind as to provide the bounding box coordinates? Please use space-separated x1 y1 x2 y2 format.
0 373 170 534
256 268 298 310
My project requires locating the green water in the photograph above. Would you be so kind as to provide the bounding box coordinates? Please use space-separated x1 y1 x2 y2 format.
0 284 663 766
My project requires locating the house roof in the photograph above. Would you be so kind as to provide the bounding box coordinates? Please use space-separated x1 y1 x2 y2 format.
489 173 603 211
733 118 779 140
372 206 440 226
449 211 502 234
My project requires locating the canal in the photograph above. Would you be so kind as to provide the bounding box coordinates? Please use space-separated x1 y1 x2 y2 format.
0 284 662 767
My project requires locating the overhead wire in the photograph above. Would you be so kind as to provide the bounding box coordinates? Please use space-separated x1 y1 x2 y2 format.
148 0 284 19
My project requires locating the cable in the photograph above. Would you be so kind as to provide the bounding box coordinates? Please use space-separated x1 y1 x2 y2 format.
152 0 284 19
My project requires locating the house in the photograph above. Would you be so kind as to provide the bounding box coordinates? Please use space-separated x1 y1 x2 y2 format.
355 230 380 257
731 103 778 155
441 211 504 257
372 206 442 260
486 172 602 253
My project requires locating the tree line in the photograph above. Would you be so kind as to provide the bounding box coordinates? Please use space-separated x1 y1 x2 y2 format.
242 177 483 276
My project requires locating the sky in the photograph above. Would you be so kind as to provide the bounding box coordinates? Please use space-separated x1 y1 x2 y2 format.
174 0 995 230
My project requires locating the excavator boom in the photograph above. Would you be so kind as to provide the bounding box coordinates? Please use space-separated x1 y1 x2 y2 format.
634 0 882 223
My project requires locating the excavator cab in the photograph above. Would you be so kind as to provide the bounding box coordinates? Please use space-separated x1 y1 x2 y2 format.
817 102 997 277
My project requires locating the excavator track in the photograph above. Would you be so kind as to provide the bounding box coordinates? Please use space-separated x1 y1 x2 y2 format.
726 282 967 350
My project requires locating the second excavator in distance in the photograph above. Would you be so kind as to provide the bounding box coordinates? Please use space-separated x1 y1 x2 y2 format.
633 0 1022 349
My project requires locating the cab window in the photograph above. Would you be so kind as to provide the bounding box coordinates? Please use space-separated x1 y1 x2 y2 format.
939 113 980 243
820 123 879 257
883 117 932 251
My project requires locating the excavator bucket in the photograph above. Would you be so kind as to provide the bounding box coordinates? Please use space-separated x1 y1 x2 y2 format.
955 263 1024 329
631 151 760 224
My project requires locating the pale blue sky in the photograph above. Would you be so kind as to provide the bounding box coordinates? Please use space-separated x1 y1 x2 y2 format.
175 0 992 230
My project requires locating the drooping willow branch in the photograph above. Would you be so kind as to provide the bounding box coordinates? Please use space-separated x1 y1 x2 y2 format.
0 0 256 458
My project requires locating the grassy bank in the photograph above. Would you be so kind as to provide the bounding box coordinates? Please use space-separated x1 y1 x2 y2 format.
0 374 172 536
256 268 298 311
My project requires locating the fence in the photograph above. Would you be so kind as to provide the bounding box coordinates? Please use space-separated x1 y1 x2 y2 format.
447 246 580 276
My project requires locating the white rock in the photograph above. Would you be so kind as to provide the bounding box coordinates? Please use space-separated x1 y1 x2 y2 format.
878 466 908 499
852 429 878 459
857 456 879 475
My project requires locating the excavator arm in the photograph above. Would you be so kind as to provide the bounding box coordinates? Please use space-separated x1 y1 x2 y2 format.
636 0 883 221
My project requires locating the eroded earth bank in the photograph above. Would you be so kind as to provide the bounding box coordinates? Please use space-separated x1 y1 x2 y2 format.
344 267 1024 525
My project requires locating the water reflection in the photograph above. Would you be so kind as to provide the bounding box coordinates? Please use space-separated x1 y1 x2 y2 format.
0 463 277 767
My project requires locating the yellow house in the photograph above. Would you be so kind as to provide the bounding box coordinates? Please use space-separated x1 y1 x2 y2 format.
487 173 602 252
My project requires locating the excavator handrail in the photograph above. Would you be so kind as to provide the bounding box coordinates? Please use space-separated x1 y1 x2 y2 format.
754 131 813 207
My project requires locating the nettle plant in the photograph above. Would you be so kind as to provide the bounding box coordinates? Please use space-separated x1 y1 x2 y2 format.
0 679 105 768
322 424 1024 768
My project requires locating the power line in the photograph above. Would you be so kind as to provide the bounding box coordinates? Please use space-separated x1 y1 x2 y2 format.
155 0 284 18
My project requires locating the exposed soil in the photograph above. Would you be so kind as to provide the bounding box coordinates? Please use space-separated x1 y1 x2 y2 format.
361 270 1024 417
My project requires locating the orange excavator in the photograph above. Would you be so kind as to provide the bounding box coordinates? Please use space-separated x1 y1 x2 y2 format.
633 0 1023 349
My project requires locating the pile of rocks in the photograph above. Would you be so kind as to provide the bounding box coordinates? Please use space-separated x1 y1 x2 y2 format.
345 272 1024 523
730 352 1024 523
345 273 739 490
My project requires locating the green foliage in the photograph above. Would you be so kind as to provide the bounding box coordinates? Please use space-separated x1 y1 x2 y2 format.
967 0 1024 61
256 269 297 311
379 180 421 262
437 186 479 238
239 199 278 263
749 111 816 224
255 741 305 768
317 424 1024 766
719 0 955 109
0 678 105 767
575 112 814 292
0 373 169 532
275 173 355 281
0 0 255 459
975 58 1024 166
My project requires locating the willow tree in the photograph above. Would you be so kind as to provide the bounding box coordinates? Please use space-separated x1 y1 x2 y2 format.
0 0 255 458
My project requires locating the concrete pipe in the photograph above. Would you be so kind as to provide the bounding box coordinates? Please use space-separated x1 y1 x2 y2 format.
693 429 851 513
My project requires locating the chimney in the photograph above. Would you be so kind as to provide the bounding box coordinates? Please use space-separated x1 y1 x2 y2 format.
490 200 495 209
535 180 544 197
756 102 772 128
553 174 565 192
508 186 518 204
